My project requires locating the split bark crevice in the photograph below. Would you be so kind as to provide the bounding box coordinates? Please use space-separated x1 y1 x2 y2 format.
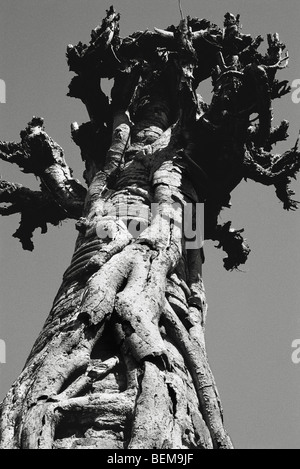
1 6 299 449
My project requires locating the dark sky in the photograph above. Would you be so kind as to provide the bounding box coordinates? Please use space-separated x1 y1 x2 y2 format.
1 0 300 449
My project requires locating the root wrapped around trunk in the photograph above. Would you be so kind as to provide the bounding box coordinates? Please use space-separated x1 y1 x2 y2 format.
0 124 232 449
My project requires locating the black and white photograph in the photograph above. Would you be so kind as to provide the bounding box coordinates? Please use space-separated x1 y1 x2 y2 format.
0 0 299 452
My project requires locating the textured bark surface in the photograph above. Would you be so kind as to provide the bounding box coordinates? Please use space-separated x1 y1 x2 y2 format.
0 7 299 449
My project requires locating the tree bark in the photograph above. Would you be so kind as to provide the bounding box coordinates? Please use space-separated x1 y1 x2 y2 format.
0 7 299 450
0 115 232 449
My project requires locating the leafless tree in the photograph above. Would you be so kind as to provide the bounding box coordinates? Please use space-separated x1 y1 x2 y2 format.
0 7 298 449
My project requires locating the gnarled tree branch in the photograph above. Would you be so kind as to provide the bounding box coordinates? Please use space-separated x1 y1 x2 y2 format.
244 141 300 210
0 180 67 250
0 117 87 248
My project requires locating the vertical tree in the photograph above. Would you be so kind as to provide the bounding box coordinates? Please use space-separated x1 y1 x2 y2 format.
0 7 299 449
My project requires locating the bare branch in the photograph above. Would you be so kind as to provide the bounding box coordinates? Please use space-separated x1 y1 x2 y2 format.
0 117 86 217
66 6 121 76
243 143 300 209
154 27 174 38
67 75 111 127
0 180 69 250
265 32 288 68
205 218 251 271
0 141 29 168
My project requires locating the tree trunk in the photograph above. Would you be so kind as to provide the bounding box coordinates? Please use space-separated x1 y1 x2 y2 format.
0 88 232 450
0 7 299 450
0 118 231 449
